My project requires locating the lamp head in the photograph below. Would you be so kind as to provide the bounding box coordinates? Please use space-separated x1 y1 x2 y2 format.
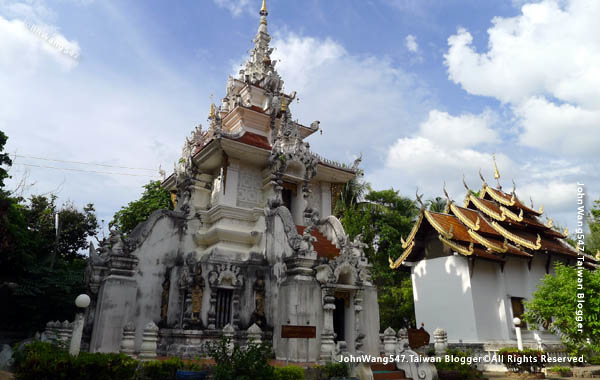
75 294 91 309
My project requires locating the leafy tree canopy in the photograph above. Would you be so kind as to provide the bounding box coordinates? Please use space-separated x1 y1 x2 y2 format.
524 262 600 357
0 130 11 191
110 180 173 235
340 186 419 330
587 199 600 258
0 130 98 332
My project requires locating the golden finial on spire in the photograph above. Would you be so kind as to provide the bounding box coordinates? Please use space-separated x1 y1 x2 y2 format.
281 95 287 112
209 94 216 119
493 154 500 180
260 0 268 15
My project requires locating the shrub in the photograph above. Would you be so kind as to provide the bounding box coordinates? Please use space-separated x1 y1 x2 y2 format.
13 341 138 380
547 366 572 376
498 347 545 373
138 357 183 380
206 338 275 380
435 349 478 380
315 361 349 378
274 365 305 380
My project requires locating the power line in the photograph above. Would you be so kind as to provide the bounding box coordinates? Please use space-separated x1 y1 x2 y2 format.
14 154 157 171
14 162 158 178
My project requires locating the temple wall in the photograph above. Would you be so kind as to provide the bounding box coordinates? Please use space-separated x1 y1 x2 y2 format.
414 252 564 345
470 260 509 341
360 286 380 355
411 255 479 343
131 215 197 350
274 277 324 362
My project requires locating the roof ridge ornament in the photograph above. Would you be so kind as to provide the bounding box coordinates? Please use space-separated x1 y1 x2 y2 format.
493 154 502 189
415 188 425 210
479 169 487 187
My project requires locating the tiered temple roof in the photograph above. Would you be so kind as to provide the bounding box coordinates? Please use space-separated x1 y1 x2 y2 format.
390 168 597 270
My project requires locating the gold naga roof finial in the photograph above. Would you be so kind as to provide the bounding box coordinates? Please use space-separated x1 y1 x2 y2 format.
493 154 502 189
478 169 487 187
415 188 425 209
462 174 471 192
546 217 553 228
442 181 452 213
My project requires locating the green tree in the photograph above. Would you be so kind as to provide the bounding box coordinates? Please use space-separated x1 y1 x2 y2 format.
0 131 99 332
523 263 600 357
341 188 419 330
110 180 173 234
587 199 600 258
0 130 11 191
333 169 369 217
426 197 447 213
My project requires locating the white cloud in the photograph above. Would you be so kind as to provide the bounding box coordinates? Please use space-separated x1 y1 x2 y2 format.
270 33 431 162
0 9 207 229
419 109 498 148
405 34 419 53
212 0 252 17
444 0 600 155
377 109 506 197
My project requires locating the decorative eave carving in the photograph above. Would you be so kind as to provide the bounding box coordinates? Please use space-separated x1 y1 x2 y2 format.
450 203 480 231
439 235 474 256
401 212 424 249
389 240 415 270
490 221 542 250
500 206 523 222
423 210 454 240
485 186 516 207
467 229 508 253
468 194 506 221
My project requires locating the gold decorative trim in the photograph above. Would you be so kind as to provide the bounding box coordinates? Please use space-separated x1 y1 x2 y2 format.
469 195 506 221
439 235 474 256
546 218 553 228
389 240 415 269
539 204 544 214
401 212 424 249
490 221 542 250
424 210 453 239
450 203 480 231
501 206 523 222
468 229 508 253
486 186 516 206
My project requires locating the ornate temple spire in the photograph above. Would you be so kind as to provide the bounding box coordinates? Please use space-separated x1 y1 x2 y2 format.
242 0 276 83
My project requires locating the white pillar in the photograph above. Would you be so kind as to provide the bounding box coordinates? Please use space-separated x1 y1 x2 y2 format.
513 318 523 350
139 322 159 360
433 328 448 355
120 322 136 358
68 313 85 356
321 182 332 217
247 323 262 345
383 327 397 356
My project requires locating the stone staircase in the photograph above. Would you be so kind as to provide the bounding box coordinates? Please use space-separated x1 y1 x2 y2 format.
371 362 408 380
296 225 340 259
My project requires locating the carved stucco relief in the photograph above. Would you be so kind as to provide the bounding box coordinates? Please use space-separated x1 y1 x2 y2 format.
237 164 262 208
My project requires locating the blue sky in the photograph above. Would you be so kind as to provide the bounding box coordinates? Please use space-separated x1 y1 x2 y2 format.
1 0 598 236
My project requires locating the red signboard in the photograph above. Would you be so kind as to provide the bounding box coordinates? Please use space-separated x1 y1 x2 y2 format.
281 325 316 339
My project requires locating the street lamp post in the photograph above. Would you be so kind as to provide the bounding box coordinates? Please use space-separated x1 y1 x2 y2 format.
69 294 90 356
513 317 523 351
